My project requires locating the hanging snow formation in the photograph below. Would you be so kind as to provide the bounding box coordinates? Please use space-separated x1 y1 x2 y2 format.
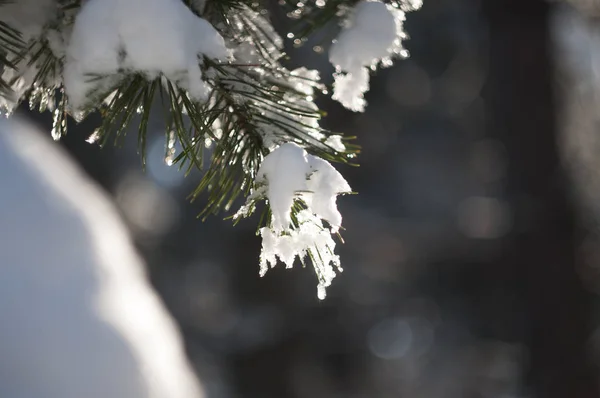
237 143 351 299
0 118 204 398
329 0 421 111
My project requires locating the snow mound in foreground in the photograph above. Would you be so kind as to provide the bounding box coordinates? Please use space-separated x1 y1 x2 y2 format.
0 117 204 398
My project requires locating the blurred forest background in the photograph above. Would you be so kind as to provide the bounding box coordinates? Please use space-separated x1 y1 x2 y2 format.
16 0 600 397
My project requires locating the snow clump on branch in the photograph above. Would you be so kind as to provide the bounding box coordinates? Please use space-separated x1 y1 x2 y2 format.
235 143 351 300
329 0 421 111
64 0 229 110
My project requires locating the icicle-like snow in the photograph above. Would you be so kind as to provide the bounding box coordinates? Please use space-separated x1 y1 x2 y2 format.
259 210 342 300
0 0 66 113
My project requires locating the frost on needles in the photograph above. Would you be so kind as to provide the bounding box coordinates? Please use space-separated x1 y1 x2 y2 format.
0 0 421 299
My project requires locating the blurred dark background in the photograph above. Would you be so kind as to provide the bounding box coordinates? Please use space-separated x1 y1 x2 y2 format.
20 0 600 397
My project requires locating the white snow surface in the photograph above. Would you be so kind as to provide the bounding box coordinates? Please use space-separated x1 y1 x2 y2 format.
64 0 229 110
324 134 346 152
0 117 204 398
331 67 370 112
329 1 397 73
256 142 351 233
257 143 311 232
254 143 351 299
329 0 412 111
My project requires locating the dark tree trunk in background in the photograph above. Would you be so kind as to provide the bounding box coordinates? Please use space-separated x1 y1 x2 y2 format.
483 1 598 396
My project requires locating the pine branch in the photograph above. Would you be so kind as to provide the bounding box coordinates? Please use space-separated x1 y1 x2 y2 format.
0 0 422 299
0 0 78 115
0 0 359 219
72 2 358 219
0 20 24 97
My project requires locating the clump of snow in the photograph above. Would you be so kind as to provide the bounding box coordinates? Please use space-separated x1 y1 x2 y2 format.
331 68 370 112
329 1 397 73
64 0 230 110
398 0 423 12
256 142 351 232
257 143 312 232
329 0 419 111
241 143 351 299
324 135 346 152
